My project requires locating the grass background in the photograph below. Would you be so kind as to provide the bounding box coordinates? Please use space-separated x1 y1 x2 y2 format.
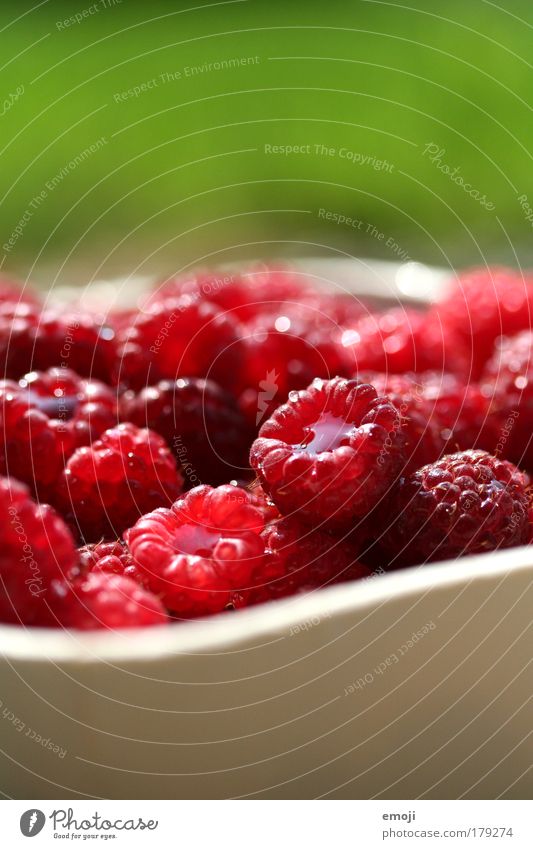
1 0 532 286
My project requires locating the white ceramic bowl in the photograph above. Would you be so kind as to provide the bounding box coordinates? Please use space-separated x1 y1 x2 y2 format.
1 259 531 800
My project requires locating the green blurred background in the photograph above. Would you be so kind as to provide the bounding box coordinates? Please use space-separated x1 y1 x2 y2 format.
1 0 532 286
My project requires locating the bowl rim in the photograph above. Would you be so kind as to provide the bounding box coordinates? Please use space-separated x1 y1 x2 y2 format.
2 545 531 664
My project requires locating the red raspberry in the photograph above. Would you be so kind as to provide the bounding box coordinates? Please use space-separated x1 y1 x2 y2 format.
383 450 531 566
56 423 183 542
151 264 316 323
43 572 168 629
0 302 40 378
234 516 371 606
481 330 533 468
342 307 468 377
432 267 533 378
121 377 251 486
363 372 444 473
239 306 349 429
0 476 76 624
0 303 116 382
418 371 497 454
76 540 146 585
250 376 405 528
113 296 243 392
125 484 265 617
0 368 117 498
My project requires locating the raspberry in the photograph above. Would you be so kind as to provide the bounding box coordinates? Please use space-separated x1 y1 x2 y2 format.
56 423 183 542
432 267 533 378
151 264 316 323
418 371 497 454
342 307 468 377
239 306 349 429
113 296 243 392
363 372 444 472
0 303 116 383
42 572 168 629
250 376 405 528
125 484 265 617
481 330 533 468
234 516 371 606
382 450 531 566
0 476 76 624
0 302 40 378
76 540 146 585
0 368 117 499
120 377 251 486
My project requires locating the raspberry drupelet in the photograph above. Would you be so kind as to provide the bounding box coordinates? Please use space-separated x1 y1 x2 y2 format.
120 377 252 486
250 376 405 528
0 476 77 624
0 368 117 499
56 423 183 543
125 484 266 617
382 450 531 567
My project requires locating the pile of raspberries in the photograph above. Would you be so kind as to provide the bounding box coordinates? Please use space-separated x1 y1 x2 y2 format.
1 264 532 630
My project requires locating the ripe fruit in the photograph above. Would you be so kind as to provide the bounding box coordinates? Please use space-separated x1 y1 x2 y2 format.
0 303 116 382
120 377 251 486
236 516 371 606
43 572 168 629
0 368 116 498
76 539 146 585
125 484 265 617
418 371 497 454
341 307 468 377
432 267 533 377
238 307 350 429
481 329 533 468
113 296 243 392
1 264 531 630
56 423 183 542
383 450 531 566
150 264 316 323
0 476 76 624
250 376 405 528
